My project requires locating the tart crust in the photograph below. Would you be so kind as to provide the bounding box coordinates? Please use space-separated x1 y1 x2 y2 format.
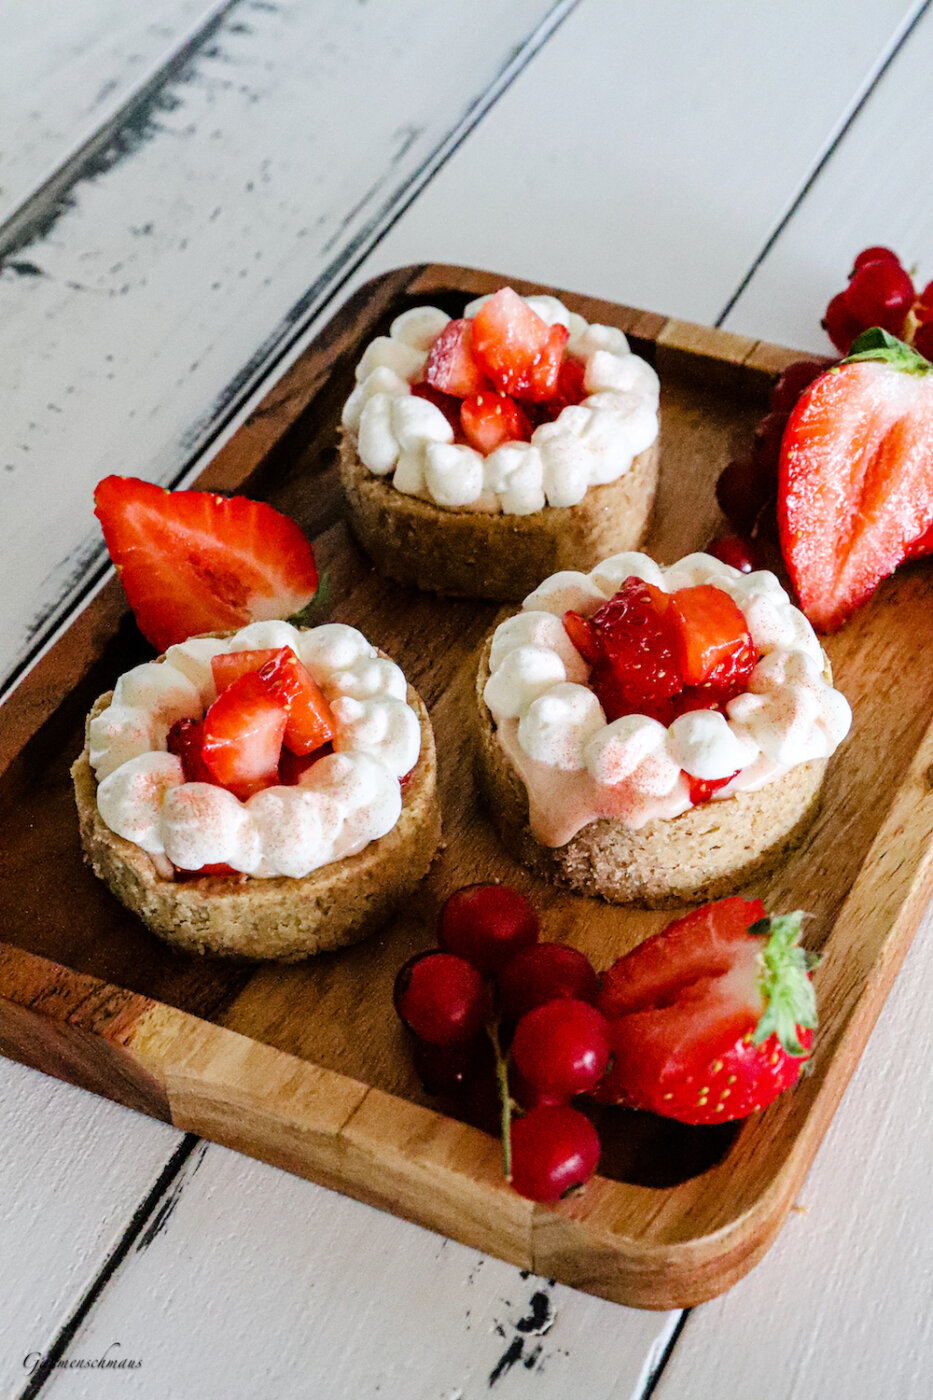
474 635 825 908
73 683 441 961
338 430 659 601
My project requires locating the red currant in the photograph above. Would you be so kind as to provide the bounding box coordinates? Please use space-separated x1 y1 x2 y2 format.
438 884 539 974
393 951 488 1046
845 259 914 336
706 534 762 573
915 279 933 322
715 454 771 533
851 245 901 275
412 1035 489 1095
822 290 863 355
511 999 610 1099
509 1106 600 1202
769 359 829 414
498 943 599 1023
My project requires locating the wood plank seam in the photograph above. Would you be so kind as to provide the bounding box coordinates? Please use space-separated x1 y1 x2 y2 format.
15 1135 200 1400
0 3 579 706
0 0 236 261
714 0 933 327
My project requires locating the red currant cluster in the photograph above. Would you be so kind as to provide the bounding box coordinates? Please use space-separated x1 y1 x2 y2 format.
714 358 829 542
393 884 608 1203
823 246 933 357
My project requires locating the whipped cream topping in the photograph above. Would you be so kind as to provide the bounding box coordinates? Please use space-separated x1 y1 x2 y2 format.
90 622 422 878
482 552 851 846
341 292 659 517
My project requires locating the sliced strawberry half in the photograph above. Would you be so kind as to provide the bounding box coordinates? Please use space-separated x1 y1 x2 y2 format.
511 323 570 402
257 647 335 755
471 288 552 395
596 901 818 1124
211 648 282 696
425 319 489 397
460 392 531 454
93 476 319 652
201 671 288 800
778 330 933 632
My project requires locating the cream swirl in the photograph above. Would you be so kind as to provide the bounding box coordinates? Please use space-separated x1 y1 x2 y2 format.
341 292 659 517
482 552 851 845
90 622 421 877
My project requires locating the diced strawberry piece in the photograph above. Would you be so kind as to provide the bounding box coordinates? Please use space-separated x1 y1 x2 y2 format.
211 648 282 696
562 610 600 665
778 356 933 631
460 392 531 454
411 381 462 432
555 355 587 406
598 898 767 1019
201 671 288 799
668 584 754 687
511 323 570 402
174 861 241 881
471 288 552 395
93 477 318 652
166 717 215 784
685 770 739 805
258 647 335 756
278 744 332 786
595 899 817 1123
425 319 489 397
399 766 415 796
589 577 682 711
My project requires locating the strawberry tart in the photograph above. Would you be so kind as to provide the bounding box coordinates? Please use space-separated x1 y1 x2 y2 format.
73 620 440 960
339 288 660 600
475 551 851 906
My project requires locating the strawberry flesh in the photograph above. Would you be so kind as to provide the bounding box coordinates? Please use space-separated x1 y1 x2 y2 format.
778 355 933 631
471 288 552 395
425 319 489 397
211 648 282 696
93 476 319 652
460 392 531 454
258 647 335 755
667 584 754 687
201 671 288 800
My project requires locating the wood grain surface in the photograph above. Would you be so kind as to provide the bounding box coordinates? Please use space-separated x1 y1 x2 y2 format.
3 267 933 1310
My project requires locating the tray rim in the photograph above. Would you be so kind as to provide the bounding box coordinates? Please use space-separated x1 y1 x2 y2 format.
3 261 932 1310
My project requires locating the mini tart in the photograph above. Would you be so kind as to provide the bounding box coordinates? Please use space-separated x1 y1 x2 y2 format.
337 292 660 601
474 552 851 908
338 432 658 601
72 625 441 961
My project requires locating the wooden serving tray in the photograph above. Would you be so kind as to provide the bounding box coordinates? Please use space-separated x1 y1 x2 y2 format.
3 265 933 1310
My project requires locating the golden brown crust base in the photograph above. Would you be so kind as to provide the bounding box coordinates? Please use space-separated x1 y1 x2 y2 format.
474 635 825 908
338 431 658 601
73 685 441 962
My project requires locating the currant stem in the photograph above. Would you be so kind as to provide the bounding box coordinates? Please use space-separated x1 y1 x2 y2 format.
487 1020 513 1181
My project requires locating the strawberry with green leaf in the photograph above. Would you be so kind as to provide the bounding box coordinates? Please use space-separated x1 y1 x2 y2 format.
596 898 818 1124
778 328 933 632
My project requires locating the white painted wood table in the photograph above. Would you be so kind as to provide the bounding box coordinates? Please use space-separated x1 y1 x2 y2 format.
3 3 933 1396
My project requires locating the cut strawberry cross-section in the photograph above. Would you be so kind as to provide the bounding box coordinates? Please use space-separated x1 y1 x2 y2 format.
257 647 335 755
471 288 553 396
778 329 933 631
667 584 757 691
201 671 288 800
460 392 531 454
425 319 489 397
211 648 282 696
93 476 319 652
